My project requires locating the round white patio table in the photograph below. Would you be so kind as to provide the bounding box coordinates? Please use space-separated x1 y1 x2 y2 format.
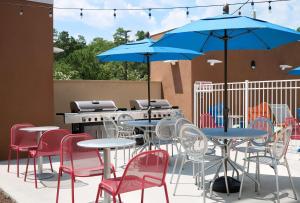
20 126 59 179
200 128 268 194
77 138 136 203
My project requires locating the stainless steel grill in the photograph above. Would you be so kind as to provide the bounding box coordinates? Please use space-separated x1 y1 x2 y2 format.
130 99 173 110
70 100 117 113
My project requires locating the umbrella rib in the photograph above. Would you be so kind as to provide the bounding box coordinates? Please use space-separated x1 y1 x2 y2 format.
247 29 271 50
229 28 258 39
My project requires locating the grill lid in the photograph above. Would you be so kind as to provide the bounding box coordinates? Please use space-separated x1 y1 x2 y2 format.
130 99 172 110
70 100 118 113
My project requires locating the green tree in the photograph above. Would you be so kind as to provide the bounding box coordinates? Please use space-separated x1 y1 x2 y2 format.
297 27 300 32
53 61 80 80
135 30 147 40
113 28 131 45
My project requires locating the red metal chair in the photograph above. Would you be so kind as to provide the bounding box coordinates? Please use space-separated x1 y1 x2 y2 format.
95 149 170 203
24 129 70 188
7 123 38 177
285 117 300 140
56 133 117 203
199 113 217 128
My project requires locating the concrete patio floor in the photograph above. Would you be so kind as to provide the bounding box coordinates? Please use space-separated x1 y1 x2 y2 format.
0 144 299 203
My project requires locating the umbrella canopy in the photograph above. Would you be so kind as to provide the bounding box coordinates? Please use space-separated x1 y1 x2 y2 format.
97 38 202 121
98 38 201 62
288 66 300 75
153 13 300 131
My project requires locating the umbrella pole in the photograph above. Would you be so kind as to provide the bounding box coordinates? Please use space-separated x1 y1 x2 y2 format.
224 30 229 133
147 55 151 122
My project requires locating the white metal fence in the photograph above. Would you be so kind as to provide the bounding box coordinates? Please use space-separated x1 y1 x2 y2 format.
194 79 300 128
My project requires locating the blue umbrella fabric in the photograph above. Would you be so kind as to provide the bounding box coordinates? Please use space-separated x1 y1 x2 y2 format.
97 38 202 121
288 66 300 75
153 14 300 132
98 38 201 62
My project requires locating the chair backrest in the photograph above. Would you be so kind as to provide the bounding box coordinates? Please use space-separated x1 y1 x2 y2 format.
285 117 300 137
10 123 37 147
117 150 169 194
117 114 135 134
250 117 274 146
271 126 292 160
199 114 217 128
60 133 103 173
270 104 292 125
179 124 208 158
36 129 70 156
155 117 176 141
103 117 119 138
174 118 191 139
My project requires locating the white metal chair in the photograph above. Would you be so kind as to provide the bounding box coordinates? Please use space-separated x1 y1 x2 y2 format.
155 117 178 153
232 117 274 178
117 113 144 160
173 124 208 202
170 117 192 184
239 126 298 202
103 117 121 168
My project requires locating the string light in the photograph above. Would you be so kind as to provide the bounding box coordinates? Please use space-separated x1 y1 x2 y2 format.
80 8 83 18
113 9 116 18
148 8 151 19
186 7 189 17
49 8 53 18
19 7 24 16
4 0 290 18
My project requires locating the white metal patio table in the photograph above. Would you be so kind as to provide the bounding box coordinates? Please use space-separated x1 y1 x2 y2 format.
201 128 268 195
77 138 136 203
20 126 59 179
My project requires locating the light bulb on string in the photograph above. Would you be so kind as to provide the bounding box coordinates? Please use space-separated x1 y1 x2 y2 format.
49 9 53 18
238 9 241 16
268 1 272 13
113 9 116 18
80 8 83 18
19 7 24 16
186 7 189 17
148 9 151 19
251 1 255 10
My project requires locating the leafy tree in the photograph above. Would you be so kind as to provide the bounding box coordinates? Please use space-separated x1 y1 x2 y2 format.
113 28 131 45
135 30 148 40
297 27 300 32
53 61 80 80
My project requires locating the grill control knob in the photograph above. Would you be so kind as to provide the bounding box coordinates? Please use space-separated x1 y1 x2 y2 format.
88 118 92 122
112 117 115 120
82 118 86 122
95 117 98 121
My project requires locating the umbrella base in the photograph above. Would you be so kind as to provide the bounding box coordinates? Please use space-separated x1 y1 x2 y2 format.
212 176 240 193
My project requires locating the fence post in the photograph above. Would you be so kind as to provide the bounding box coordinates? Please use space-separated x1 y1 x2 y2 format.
193 83 197 126
244 80 249 128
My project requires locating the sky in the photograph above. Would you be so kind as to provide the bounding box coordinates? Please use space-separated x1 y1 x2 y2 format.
53 0 300 43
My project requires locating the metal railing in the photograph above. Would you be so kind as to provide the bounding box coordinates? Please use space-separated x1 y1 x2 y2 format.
194 79 300 128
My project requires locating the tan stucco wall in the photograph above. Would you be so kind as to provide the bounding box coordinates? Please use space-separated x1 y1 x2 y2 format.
54 80 162 129
0 0 53 160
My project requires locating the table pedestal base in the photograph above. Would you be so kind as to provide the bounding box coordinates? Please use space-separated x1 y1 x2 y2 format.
212 176 240 193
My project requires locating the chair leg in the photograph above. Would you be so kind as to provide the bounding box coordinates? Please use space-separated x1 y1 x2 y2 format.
16 150 20 177
163 183 170 203
118 194 122 203
33 157 37 188
223 159 229 195
95 185 101 203
284 158 298 200
173 156 186 195
24 154 30 182
232 150 238 177
141 188 144 203
170 153 180 184
274 164 280 203
115 148 118 169
7 148 12 173
49 156 53 172
113 196 117 203
201 159 206 203
71 175 75 203
238 158 248 199
56 168 62 203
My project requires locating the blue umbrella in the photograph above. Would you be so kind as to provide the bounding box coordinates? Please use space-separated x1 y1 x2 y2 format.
288 66 300 75
97 38 202 121
153 13 300 132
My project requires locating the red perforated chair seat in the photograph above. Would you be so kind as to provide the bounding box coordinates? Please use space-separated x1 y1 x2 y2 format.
291 135 300 140
11 145 37 151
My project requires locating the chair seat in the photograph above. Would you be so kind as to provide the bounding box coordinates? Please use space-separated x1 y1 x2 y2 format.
291 135 300 140
235 146 266 153
100 176 158 195
11 145 37 151
61 164 115 177
29 149 59 157
246 155 278 166
189 153 222 163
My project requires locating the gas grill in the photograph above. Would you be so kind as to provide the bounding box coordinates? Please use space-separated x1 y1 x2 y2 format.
58 99 182 138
